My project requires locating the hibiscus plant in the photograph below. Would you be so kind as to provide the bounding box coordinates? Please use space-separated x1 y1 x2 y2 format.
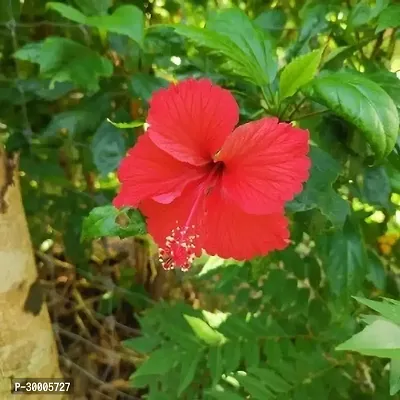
2 0 400 398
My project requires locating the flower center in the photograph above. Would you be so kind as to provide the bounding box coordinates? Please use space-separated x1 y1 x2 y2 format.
158 161 224 271
159 225 199 271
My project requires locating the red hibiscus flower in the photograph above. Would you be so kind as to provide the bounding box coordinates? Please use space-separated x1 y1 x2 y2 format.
113 78 310 271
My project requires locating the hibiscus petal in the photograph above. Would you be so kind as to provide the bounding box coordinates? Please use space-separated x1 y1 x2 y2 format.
147 78 239 166
140 181 206 260
113 134 206 208
217 117 310 214
203 186 289 260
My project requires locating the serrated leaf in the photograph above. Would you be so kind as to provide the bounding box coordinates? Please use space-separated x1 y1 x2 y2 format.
279 49 323 100
14 37 113 92
390 359 400 395
317 218 367 297
336 319 400 358
81 205 146 241
184 315 226 346
107 118 144 129
177 349 203 396
287 146 350 227
235 374 274 399
206 8 277 84
376 4 400 33
175 8 276 86
312 72 399 161
91 119 126 175
353 297 400 325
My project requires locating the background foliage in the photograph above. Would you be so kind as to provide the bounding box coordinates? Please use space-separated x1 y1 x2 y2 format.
1 0 400 398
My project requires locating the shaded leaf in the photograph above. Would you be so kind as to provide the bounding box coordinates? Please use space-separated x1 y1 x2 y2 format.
91 119 126 175
235 373 274 399
362 166 391 208
14 37 113 92
377 4 400 32
317 218 367 297
287 146 350 228
312 72 399 161
47 3 145 46
390 358 400 396
366 250 386 290
178 350 203 396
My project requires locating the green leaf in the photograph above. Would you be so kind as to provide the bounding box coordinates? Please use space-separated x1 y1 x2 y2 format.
353 297 400 325
243 340 260 368
107 118 144 129
317 218 367 297
208 346 223 387
87 5 145 46
47 3 145 46
184 315 226 346
362 166 391 208
312 72 399 161
377 5 400 33
73 0 112 15
336 319 400 358
81 205 146 241
223 340 242 373
175 8 276 86
46 3 86 23
133 346 177 378
279 49 323 100
207 8 277 84
178 349 203 396
367 70 400 111
130 73 169 102
247 367 291 393
235 373 274 399
12 42 43 63
390 359 400 395
122 335 161 354
91 119 126 175
366 250 386 290
14 37 113 92
254 9 287 39
206 389 244 400
287 146 350 228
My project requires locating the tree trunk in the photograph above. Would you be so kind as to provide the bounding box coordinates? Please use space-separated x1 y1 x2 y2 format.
0 147 64 399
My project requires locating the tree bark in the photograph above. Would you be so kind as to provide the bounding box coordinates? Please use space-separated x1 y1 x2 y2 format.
0 147 64 399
